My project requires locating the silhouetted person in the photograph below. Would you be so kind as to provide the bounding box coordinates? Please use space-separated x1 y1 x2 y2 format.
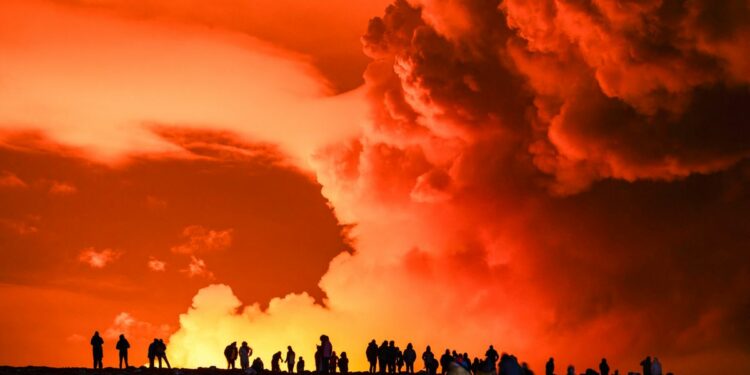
378 341 389 374
330 351 339 374
566 365 574 375
472 358 480 374
387 341 397 374
500 354 522 375
116 334 130 369
320 335 333 374
486 346 499 372
297 357 306 373
651 358 662 375
253 357 265 373
273 351 284 372
396 346 404 373
339 352 349 374
315 345 322 373
403 343 416 374
148 339 158 368
225 342 239 369
240 342 253 370
599 359 609 375
157 339 171 369
461 353 471 371
440 350 453 375
90 331 104 369
367 340 379 373
422 346 436 375
640 356 652 375
286 346 297 373
545 358 554 375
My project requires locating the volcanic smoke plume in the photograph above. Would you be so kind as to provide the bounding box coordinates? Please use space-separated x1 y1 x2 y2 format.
0 0 748 374
167 1 750 374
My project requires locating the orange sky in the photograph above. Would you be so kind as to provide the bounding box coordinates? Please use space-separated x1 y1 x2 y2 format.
1 1 749 374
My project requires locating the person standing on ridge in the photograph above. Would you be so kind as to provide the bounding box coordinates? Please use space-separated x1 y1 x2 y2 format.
116 334 130 369
387 341 397 374
599 358 609 375
367 340 379 373
403 343 416 374
225 342 239 369
240 342 253 370
485 346 499 372
440 350 453 375
285 346 297 373
90 331 104 369
422 346 436 375
157 339 171 369
320 335 333 373
378 341 389 374
545 358 554 375
297 357 306 373
640 356 652 375
273 351 283 372
330 351 339 374
651 357 662 375
147 339 158 368
339 352 349 374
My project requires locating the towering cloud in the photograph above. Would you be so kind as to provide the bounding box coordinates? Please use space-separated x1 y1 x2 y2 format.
167 1 750 374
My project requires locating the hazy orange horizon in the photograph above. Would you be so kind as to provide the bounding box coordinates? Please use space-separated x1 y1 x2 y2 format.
1 1 749 375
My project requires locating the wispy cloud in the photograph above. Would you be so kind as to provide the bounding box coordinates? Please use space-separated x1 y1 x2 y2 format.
181 256 214 279
147 257 166 272
0 171 26 188
48 181 77 195
171 225 233 254
103 312 171 340
78 247 121 268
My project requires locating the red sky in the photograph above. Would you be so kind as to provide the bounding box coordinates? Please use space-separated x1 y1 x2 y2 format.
1 1 749 374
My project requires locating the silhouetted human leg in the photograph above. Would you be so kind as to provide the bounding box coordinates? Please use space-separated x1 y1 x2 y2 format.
158 356 163 369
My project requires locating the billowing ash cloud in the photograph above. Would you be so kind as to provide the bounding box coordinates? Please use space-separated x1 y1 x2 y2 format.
167 1 750 374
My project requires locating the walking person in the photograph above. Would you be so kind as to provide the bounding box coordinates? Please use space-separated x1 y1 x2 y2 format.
116 334 130 369
90 331 104 369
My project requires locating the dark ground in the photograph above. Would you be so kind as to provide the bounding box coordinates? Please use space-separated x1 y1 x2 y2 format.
0 368 377 375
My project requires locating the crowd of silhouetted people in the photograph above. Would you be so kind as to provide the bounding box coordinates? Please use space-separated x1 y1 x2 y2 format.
89 331 671 375
89 331 171 370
